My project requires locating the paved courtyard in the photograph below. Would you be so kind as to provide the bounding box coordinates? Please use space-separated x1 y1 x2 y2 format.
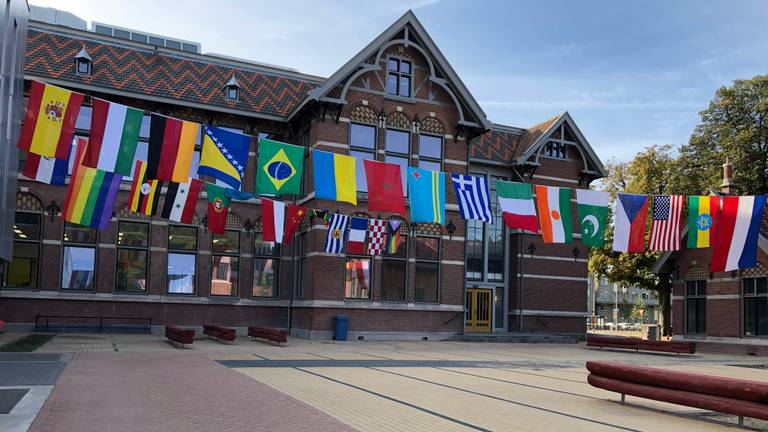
4 333 766 431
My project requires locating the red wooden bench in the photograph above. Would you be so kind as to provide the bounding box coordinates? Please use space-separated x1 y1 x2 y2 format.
203 325 236 342
248 326 287 345
587 361 768 426
586 334 695 355
165 326 195 347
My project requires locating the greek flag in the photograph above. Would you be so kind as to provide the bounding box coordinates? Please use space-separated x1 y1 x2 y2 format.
324 214 350 254
450 174 493 223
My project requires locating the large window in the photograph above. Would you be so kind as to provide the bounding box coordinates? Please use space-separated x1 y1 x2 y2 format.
253 234 279 297
167 225 197 294
345 257 371 300
415 236 439 303
62 223 96 291
418 134 442 171
385 128 409 195
387 58 412 97
685 280 707 335
381 231 407 301
211 230 240 296
744 278 768 337
116 221 149 293
465 174 505 282
1 213 41 288
350 123 376 193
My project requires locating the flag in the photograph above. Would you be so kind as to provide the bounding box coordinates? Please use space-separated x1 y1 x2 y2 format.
495 180 538 232
18 81 84 158
22 145 72 185
205 183 231 235
147 113 198 182
348 217 368 254
325 214 349 254
613 193 649 253
161 178 202 224
312 149 357 204
534 185 572 243
364 159 405 215
283 204 307 244
649 195 684 251
127 160 162 216
408 167 445 224
386 220 403 254
61 140 121 230
687 195 720 248
83 98 143 175
309 208 330 224
711 195 767 272
575 189 609 247
224 189 255 201
366 219 388 255
261 198 285 243
198 125 250 190
255 138 304 195
451 174 492 223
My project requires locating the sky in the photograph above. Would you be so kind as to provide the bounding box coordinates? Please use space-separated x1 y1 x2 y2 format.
29 0 768 162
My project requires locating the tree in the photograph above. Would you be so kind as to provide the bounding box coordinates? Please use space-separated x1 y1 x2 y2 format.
632 296 647 323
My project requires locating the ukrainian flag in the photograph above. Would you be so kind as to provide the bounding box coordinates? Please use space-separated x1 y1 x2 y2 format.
408 166 445 224
198 126 250 190
312 149 357 205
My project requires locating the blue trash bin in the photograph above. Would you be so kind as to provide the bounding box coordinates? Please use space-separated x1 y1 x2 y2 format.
333 315 349 341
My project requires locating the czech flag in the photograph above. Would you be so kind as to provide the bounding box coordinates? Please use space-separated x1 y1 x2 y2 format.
612 193 649 253
711 195 766 272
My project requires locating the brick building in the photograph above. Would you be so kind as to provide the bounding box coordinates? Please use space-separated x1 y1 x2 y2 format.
0 8 607 339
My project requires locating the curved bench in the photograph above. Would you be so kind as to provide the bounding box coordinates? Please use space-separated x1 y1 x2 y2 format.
203 325 237 343
165 326 195 347
587 361 768 425
248 326 287 345
587 334 695 355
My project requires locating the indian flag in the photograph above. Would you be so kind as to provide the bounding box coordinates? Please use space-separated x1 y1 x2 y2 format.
687 195 719 248
535 185 573 243
82 98 144 176
495 180 538 233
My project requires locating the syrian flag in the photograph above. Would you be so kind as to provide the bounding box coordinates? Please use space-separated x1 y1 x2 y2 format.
261 198 285 243
161 178 202 224
711 195 767 272
534 185 572 243
495 180 538 232
347 217 368 254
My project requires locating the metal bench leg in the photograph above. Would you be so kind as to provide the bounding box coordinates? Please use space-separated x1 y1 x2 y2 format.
738 416 744 426
620 394 625 405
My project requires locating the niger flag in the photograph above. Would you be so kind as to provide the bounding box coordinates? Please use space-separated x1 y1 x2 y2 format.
147 114 198 182
18 81 84 158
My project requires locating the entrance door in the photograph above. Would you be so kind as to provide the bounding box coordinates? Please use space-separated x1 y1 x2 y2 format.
465 288 493 333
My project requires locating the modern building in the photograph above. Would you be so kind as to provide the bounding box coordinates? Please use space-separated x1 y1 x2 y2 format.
588 276 659 327
0 8 607 339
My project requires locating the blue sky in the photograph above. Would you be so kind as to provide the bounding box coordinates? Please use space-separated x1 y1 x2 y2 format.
30 0 768 161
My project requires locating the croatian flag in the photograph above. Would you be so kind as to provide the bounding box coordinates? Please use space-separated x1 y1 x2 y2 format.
711 195 766 272
613 193 649 253
347 217 368 255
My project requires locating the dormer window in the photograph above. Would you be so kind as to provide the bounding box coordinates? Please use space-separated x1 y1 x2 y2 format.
75 46 92 76
387 58 411 97
224 74 240 101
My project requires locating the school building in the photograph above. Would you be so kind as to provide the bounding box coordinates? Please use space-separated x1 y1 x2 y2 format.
0 6 607 340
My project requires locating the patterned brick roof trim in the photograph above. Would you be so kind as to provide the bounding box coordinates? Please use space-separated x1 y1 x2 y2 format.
517 113 563 156
25 29 319 118
470 128 521 162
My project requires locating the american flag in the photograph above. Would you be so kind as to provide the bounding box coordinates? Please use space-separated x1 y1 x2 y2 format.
650 195 684 251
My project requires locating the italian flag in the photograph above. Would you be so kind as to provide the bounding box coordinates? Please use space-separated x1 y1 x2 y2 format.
495 180 538 233
535 185 573 243
83 98 143 176
261 198 285 243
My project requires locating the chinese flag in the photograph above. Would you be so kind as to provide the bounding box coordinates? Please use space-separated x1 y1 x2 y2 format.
283 204 307 244
364 159 405 215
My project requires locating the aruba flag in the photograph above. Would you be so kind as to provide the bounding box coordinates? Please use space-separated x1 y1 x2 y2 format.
711 195 766 272
612 193 649 253
312 149 357 205
198 125 250 190
408 167 445 224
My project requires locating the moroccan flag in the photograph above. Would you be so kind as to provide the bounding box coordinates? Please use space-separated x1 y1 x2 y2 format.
62 140 121 230
575 189 609 248
534 185 572 243
261 198 285 243
687 195 720 248
205 183 231 235
495 180 538 233
255 138 304 196
147 114 198 182
162 179 202 224
128 160 162 216
22 145 72 185
408 167 445 224
83 98 143 175
711 195 766 272
364 159 405 215
283 204 307 244
18 81 84 159
386 220 403 254
198 125 251 190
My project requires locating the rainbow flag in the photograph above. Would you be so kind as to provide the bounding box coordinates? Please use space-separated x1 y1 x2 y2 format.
687 196 719 248
62 140 122 230
386 220 403 254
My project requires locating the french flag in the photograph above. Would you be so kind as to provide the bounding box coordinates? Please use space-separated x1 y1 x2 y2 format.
711 196 766 272
612 193 649 253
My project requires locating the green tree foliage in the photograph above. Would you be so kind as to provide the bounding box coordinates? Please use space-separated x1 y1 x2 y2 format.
632 296 647 323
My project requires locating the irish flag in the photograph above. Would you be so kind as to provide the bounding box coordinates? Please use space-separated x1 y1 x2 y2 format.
495 180 538 233
711 195 766 272
534 185 572 243
83 98 144 176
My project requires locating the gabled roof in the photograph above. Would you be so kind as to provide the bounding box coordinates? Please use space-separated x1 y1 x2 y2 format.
293 10 491 130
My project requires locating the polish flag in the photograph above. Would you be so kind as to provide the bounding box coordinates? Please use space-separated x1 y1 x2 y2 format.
261 198 285 243
711 196 766 272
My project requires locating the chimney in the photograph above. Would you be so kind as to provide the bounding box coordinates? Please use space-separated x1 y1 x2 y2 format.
720 157 737 195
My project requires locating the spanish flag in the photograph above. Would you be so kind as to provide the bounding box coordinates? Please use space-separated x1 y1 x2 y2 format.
18 81 84 159
146 114 198 183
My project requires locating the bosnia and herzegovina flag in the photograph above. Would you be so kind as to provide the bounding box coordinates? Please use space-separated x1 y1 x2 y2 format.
312 149 357 205
255 138 304 196
198 125 250 190
18 81 84 159
408 167 445 224
687 195 719 248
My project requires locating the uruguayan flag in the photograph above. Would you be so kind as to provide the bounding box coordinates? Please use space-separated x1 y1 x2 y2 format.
450 174 493 223
324 214 350 254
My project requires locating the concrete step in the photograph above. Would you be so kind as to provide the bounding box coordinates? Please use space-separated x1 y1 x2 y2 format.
453 333 581 344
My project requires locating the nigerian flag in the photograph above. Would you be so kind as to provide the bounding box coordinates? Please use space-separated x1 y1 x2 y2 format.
255 138 305 195
575 189 609 247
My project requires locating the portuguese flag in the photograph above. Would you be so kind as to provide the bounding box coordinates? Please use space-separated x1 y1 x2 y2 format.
205 182 231 235
18 81 84 159
687 195 719 248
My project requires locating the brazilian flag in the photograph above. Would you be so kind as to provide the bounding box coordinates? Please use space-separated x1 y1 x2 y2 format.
255 138 305 196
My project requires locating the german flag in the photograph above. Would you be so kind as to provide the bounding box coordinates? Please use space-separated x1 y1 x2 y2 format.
146 114 198 182
18 81 84 159
128 160 163 216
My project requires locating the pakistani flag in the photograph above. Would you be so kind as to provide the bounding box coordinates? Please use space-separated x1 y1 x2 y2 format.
575 189 609 247
255 138 305 196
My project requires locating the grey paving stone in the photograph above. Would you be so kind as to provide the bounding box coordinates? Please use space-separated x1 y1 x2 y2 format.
0 388 29 414
0 362 66 386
